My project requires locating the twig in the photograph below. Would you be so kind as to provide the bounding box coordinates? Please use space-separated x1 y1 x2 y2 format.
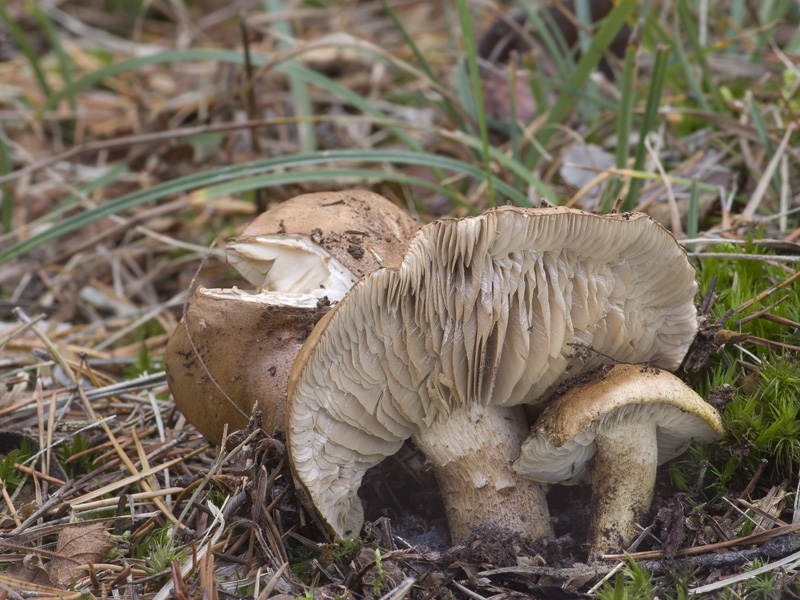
736 267 800 312
689 546 800 595
741 124 797 218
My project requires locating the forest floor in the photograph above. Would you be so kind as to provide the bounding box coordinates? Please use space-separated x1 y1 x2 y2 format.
1 1 800 598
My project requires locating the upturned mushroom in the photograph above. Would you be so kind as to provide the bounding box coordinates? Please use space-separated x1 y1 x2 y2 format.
165 190 419 445
287 206 699 543
512 363 723 555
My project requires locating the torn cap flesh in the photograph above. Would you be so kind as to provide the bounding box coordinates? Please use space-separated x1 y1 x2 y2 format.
287 206 699 541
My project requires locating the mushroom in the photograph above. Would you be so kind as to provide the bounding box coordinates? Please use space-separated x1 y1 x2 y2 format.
165 190 419 445
287 206 699 542
512 363 724 555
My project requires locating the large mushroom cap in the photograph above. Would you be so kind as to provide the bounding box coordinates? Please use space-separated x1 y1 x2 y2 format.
513 363 724 484
287 206 699 540
166 190 419 445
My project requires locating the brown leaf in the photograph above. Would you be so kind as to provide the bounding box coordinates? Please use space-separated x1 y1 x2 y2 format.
1 554 53 587
49 522 115 588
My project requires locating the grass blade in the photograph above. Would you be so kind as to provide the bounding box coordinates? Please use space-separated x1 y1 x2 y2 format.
601 40 637 212
378 0 463 127
0 122 11 234
672 7 711 113
524 0 636 168
455 0 496 206
676 0 727 114
622 44 670 211
687 180 699 252
0 5 51 98
508 60 521 190
0 149 530 264
263 0 316 152
514 1 573 79
30 0 76 113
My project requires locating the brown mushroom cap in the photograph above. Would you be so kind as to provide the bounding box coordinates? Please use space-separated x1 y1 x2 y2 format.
513 363 723 553
166 288 330 444
287 206 699 542
228 189 420 289
165 190 419 445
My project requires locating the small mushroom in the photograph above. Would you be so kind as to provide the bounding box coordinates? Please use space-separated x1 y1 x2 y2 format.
165 190 419 445
512 363 724 555
287 206 699 543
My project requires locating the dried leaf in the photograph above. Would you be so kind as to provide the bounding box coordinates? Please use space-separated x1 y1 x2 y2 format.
1 554 53 587
49 522 115 588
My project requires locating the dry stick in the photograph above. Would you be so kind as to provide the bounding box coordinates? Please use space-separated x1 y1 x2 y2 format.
68 445 209 506
736 293 789 326
741 123 797 218
70 367 185 528
255 562 289 600
34 379 46 504
171 429 260 543
0 540 70 560
737 497 789 527
72 487 186 511
747 336 800 353
736 268 800 313
721 458 768 522
131 427 160 495
689 545 800 595
0 313 46 352
12 308 76 385
757 313 800 329
46 388 57 492
7 478 74 536
238 14 266 214
13 463 64 486
0 484 21 527
0 573 82 599
602 521 800 562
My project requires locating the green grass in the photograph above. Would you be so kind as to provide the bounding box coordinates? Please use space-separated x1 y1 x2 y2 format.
0 444 31 496
670 242 800 501
597 559 660 600
134 525 189 577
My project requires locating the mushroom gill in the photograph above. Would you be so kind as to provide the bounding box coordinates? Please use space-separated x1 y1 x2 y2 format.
288 206 699 542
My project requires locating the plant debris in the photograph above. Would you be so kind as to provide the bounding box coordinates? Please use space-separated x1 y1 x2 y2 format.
1 0 799 598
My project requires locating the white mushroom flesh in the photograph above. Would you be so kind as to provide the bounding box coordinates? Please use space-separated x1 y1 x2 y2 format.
228 234 358 301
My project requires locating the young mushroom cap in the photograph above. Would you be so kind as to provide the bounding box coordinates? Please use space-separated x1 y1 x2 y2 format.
166 190 419 445
512 363 724 554
287 206 699 542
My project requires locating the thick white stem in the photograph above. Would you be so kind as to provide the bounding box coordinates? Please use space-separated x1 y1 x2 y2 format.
590 420 658 555
413 404 553 543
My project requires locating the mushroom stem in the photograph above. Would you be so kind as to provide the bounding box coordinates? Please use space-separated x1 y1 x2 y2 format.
412 404 553 543
590 419 658 555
